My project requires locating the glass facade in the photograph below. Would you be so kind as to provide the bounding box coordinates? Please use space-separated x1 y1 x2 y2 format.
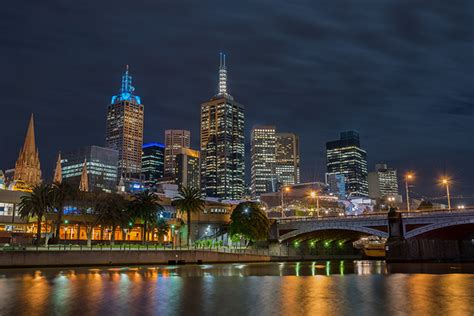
326 131 368 197
251 126 277 197
175 148 200 189
141 142 165 188
275 133 300 186
62 146 119 192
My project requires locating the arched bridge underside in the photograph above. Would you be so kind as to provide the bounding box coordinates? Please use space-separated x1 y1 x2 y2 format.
275 210 474 242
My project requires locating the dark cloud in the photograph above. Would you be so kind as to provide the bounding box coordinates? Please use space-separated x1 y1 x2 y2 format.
1 0 473 199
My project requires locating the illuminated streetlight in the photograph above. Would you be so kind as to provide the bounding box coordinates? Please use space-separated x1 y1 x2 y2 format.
441 177 451 210
281 187 291 218
405 173 414 212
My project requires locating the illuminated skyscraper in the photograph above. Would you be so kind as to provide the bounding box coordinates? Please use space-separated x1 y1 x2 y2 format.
275 133 300 186
326 131 368 197
251 126 276 197
200 53 245 199
164 130 190 176
175 148 200 189
368 163 399 200
141 142 165 188
105 65 144 182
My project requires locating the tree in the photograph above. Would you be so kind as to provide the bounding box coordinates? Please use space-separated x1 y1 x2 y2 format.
18 183 53 245
50 182 76 241
173 187 205 246
95 193 128 245
74 191 104 247
229 202 270 244
129 191 163 243
154 218 170 243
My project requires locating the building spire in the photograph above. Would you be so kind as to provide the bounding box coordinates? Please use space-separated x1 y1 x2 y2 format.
79 159 89 192
121 64 134 94
13 114 42 189
218 52 228 95
53 152 62 184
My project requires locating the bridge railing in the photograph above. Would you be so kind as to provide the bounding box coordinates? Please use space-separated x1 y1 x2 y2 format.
276 212 388 224
276 207 474 224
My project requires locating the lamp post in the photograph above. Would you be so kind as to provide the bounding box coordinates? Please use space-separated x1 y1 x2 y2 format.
310 191 319 218
281 187 290 218
441 178 451 210
405 173 413 212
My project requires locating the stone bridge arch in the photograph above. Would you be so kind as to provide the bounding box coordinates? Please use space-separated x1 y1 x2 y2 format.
278 224 389 242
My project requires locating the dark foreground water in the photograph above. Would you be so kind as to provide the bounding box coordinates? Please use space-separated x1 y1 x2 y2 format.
0 261 473 315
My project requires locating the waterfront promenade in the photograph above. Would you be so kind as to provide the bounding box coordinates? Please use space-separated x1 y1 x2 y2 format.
0 247 272 267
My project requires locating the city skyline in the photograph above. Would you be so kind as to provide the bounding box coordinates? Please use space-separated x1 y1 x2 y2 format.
1 1 473 198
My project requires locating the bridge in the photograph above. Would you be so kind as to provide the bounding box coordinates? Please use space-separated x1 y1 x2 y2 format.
273 208 474 243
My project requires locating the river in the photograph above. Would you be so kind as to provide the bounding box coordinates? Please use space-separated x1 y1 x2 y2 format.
0 261 473 315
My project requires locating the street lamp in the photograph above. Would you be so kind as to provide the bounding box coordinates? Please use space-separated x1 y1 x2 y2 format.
405 173 414 212
310 190 319 217
281 187 290 218
441 178 451 210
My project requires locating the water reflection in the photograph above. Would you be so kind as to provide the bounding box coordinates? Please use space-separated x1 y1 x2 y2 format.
0 262 472 315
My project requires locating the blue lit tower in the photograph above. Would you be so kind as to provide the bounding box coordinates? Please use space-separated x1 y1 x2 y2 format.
200 53 245 199
106 65 144 182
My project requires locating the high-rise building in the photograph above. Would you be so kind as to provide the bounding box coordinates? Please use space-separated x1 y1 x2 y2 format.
251 125 276 197
13 114 42 190
275 133 300 186
141 142 165 188
326 130 368 197
105 65 144 182
61 145 119 192
164 130 190 176
175 148 200 189
368 163 399 200
200 53 245 200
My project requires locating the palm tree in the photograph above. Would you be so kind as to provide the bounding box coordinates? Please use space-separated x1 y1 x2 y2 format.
96 193 128 245
154 218 170 243
129 191 163 243
173 187 205 246
50 182 76 241
18 183 53 245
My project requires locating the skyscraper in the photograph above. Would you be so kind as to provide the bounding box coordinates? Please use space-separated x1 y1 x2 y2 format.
141 142 165 187
275 133 300 186
326 131 368 197
164 130 190 176
13 114 42 190
175 147 200 189
61 145 119 192
105 65 144 182
251 125 276 197
368 163 399 200
200 53 245 200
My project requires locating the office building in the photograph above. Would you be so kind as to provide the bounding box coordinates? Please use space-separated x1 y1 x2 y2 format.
251 125 276 197
200 53 245 199
275 133 300 186
13 114 42 191
61 145 119 192
175 148 200 189
141 142 165 188
164 130 190 176
105 65 144 181
368 163 400 200
326 130 368 197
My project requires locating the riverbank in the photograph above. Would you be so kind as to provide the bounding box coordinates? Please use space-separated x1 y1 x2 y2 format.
0 250 272 268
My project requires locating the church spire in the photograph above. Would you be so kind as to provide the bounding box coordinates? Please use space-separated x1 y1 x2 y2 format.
13 114 42 189
218 52 228 95
79 159 89 192
53 152 62 184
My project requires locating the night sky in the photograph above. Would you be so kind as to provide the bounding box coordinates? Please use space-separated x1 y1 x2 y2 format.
1 1 473 201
